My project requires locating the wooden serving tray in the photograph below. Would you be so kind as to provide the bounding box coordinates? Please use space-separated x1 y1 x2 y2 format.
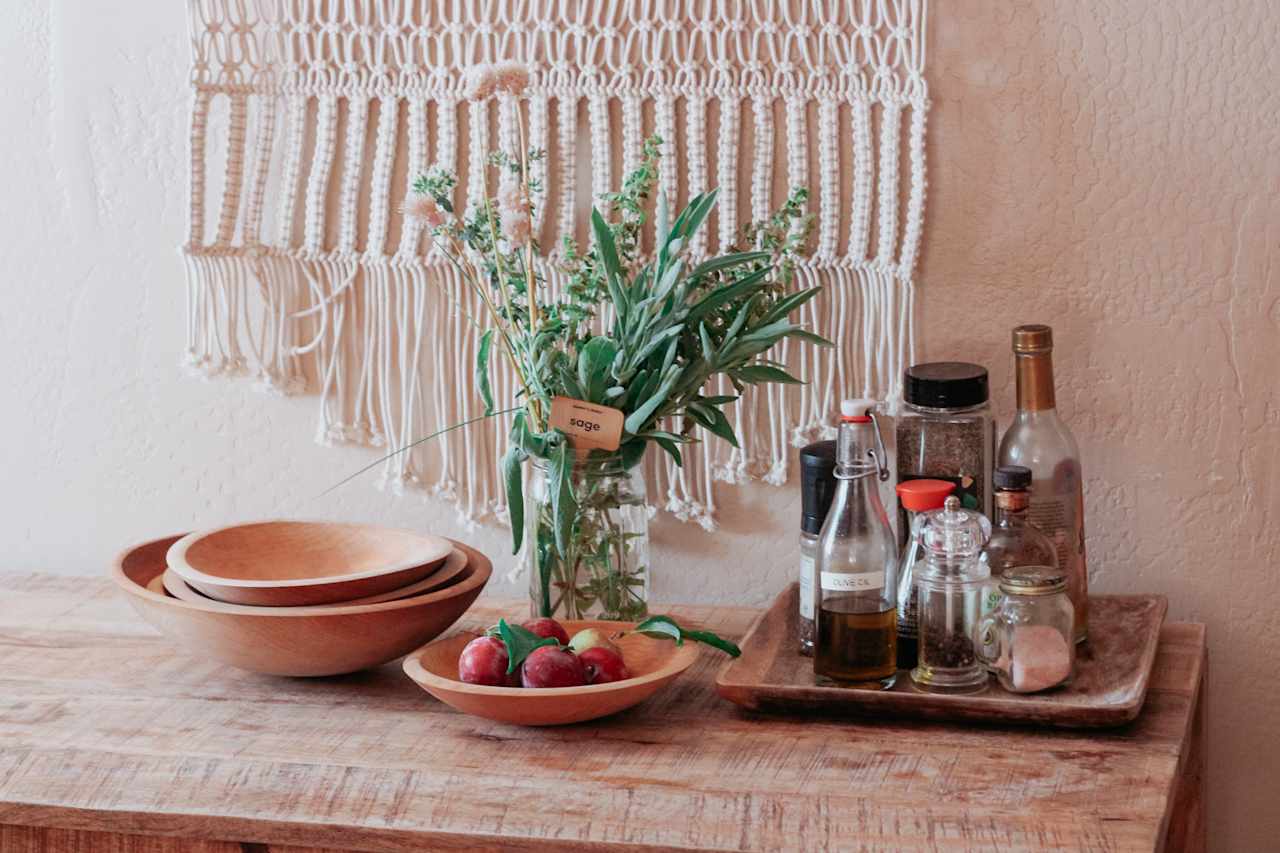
716 584 1168 728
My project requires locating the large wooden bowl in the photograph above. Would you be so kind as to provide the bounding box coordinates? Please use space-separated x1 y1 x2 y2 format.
166 521 453 607
160 545 470 607
114 534 490 677
402 620 701 725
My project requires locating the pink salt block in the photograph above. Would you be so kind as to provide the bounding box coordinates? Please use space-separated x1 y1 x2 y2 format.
1010 625 1072 692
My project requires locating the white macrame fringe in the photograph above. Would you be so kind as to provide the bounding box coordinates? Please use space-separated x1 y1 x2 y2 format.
183 0 931 527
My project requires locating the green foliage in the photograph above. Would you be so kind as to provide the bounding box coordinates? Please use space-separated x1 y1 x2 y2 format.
634 615 743 657
402 130 827 619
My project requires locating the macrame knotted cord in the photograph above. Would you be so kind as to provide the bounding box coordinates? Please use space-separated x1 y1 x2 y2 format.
182 0 931 529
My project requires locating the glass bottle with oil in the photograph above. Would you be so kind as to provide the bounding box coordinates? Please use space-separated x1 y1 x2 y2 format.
814 399 900 689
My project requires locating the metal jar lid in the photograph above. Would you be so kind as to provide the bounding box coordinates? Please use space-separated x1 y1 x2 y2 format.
998 566 1067 596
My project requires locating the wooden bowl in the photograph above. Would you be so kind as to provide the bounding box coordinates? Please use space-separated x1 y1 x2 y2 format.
161 546 470 607
166 521 453 607
402 620 701 725
114 534 490 677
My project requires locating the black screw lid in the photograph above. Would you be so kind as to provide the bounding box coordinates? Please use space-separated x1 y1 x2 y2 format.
994 465 1032 491
904 362 990 409
799 440 837 536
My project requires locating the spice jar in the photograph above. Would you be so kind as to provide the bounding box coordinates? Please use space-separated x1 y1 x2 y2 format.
798 440 837 656
978 567 1075 693
910 496 992 693
895 362 996 545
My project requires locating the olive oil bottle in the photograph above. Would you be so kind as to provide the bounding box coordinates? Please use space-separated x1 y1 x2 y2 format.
814 399 900 689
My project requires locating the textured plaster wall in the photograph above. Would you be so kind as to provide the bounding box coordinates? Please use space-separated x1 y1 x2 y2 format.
2 2 1277 849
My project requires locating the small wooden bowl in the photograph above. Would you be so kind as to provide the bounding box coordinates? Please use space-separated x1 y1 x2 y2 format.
114 534 490 677
167 521 453 607
402 620 701 726
161 546 470 607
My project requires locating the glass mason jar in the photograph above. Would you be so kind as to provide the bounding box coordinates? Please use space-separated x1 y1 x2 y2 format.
524 455 650 621
978 567 1075 693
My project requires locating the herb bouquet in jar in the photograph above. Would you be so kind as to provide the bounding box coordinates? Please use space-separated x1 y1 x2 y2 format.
403 64 825 621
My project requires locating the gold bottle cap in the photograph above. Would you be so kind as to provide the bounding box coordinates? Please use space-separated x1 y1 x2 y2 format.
999 566 1067 596
1012 324 1053 354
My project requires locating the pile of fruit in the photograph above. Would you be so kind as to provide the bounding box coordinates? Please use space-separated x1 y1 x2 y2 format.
459 618 631 688
457 615 742 689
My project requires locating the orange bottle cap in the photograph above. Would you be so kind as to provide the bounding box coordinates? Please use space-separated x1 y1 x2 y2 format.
896 479 956 512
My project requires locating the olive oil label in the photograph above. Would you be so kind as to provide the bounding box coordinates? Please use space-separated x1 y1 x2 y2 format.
799 554 815 619
820 570 885 593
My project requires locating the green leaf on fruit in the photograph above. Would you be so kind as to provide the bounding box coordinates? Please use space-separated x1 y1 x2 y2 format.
495 618 559 674
634 615 742 657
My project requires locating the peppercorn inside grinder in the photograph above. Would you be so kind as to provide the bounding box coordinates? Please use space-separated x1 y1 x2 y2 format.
910 496 993 694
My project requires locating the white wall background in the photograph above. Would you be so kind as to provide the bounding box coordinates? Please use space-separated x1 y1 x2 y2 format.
4 3 1278 851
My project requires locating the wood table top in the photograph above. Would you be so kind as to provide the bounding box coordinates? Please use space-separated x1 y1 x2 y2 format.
0 572 1206 852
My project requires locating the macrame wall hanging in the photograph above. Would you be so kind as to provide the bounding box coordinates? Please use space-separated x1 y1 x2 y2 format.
183 0 930 529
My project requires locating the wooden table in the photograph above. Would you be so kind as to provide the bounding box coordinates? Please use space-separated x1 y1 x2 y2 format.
0 573 1206 852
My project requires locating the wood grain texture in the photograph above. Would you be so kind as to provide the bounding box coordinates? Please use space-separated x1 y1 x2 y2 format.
718 584 1168 727
0 572 1205 852
112 536 489 677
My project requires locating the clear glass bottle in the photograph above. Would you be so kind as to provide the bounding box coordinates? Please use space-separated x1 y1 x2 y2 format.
798 441 837 656
978 567 1075 693
895 362 996 546
998 325 1088 643
911 496 992 693
982 465 1058 580
814 399 899 689
893 479 956 670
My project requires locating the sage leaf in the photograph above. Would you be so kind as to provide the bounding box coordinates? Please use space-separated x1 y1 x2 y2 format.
501 444 526 554
634 615 742 658
734 364 803 384
496 618 560 674
475 328 495 415
548 438 576 557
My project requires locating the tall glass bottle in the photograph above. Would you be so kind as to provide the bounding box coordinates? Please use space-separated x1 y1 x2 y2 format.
798 440 837 656
998 325 1088 643
814 399 899 689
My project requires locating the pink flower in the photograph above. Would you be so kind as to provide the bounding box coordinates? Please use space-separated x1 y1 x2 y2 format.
497 184 533 246
401 193 447 229
464 61 530 101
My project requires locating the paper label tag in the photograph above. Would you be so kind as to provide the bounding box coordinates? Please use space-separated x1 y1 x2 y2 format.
821 570 885 593
799 554 815 619
548 396 624 453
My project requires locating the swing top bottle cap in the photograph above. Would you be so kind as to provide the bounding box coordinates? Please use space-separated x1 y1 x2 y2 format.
840 398 876 422
904 362 989 409
1012 324 1054 354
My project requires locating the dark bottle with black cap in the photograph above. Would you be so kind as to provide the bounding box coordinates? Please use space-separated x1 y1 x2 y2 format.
894 362 995 545
798 439 837 655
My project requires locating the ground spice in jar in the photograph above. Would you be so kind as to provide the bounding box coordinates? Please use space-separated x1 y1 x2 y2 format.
895 363 995 544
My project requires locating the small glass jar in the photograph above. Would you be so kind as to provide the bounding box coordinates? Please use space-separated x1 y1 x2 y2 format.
894 479 956 670
895 363 996 545
911 496 992 693
978 567 1075 694
524 455 649 621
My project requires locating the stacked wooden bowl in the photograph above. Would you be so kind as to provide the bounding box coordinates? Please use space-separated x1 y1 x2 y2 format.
112 521 491 677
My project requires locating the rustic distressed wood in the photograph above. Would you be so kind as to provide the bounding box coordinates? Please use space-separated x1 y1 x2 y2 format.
0 572 1205 852
403 619 702 725
718 584 1168 727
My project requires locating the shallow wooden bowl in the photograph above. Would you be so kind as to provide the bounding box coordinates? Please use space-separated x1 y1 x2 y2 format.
161 546 470 608
167 521 453 607
402 620 701 726
114 534 490 677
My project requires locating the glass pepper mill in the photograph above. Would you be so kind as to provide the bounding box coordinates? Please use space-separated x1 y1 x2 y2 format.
814 399 899 689
910 495 992 693
894 479 957 670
